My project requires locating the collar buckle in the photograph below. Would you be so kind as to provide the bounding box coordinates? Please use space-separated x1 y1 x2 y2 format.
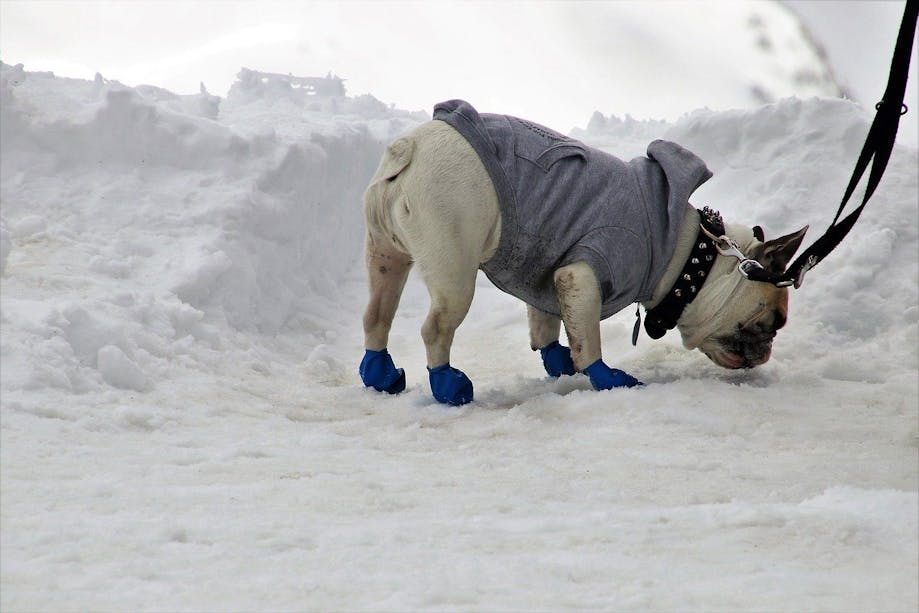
738 258 767 280
700 224 792 285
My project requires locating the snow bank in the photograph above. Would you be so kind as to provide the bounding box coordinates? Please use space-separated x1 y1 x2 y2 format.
1 63 425 396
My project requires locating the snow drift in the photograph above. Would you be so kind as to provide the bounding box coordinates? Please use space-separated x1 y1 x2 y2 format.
1 63 916 611
1 64 425 396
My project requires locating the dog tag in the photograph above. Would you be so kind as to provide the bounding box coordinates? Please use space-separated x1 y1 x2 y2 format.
632 305 641 346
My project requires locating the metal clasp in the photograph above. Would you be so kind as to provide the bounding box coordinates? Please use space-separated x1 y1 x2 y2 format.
738 257 767 279
792 255 819 289
700 224 790 284
700 225 752 267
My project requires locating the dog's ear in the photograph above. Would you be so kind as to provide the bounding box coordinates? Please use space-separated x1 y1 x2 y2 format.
758 226 809 272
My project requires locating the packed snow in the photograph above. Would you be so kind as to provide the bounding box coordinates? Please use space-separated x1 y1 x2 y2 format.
1 59 916 611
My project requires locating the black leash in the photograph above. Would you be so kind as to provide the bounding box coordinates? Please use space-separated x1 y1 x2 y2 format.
774 0 918 289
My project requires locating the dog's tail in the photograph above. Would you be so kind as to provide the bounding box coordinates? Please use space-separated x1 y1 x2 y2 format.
364 137 415 251
376 137 415 183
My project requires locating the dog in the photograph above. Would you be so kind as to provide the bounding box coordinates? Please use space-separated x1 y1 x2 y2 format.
359 100 807 405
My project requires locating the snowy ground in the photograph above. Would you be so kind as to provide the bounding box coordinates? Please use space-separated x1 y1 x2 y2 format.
1 63 917 611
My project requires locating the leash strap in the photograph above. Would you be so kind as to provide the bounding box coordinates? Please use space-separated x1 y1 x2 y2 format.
781 0 918 289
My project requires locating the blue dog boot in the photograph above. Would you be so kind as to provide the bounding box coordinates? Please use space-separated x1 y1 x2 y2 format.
582 359 642 390
359 349 406 394
539 341 577 377
428 363 474 406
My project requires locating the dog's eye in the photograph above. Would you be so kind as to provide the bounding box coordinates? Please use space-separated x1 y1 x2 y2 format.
752 309 785 332
771 310 787 330
739 305 787 332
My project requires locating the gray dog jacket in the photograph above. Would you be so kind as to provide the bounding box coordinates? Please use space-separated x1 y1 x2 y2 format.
432 99 713 319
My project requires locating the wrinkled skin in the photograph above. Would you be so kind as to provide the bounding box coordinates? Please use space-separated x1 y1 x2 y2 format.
703 306 788 369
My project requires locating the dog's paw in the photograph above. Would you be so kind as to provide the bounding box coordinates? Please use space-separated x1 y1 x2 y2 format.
359 349 406 394
539 341 577 377
428 363 474 406
582 360 642 390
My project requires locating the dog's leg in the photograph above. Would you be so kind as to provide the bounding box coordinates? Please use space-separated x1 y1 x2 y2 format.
421 279 475 368
527 305 561 349
417 265 477 405
395 191 479 404
393 189 480 405
527 306 576 377
363 239 412 351
384 186 479 405
360 236 412 394
553 262 602 371
554 262 641 389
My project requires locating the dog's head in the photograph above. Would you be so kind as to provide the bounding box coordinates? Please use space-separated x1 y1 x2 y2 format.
677 223 808 369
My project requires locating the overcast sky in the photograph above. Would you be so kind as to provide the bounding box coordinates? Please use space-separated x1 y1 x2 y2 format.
1 1 915 142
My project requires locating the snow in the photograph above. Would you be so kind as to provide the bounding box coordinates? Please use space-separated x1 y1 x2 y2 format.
1 59 917 611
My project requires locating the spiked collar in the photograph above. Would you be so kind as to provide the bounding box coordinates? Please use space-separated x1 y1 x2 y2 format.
643 207 723 340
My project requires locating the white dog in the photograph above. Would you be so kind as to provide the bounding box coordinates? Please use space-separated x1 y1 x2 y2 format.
360 100 806 405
